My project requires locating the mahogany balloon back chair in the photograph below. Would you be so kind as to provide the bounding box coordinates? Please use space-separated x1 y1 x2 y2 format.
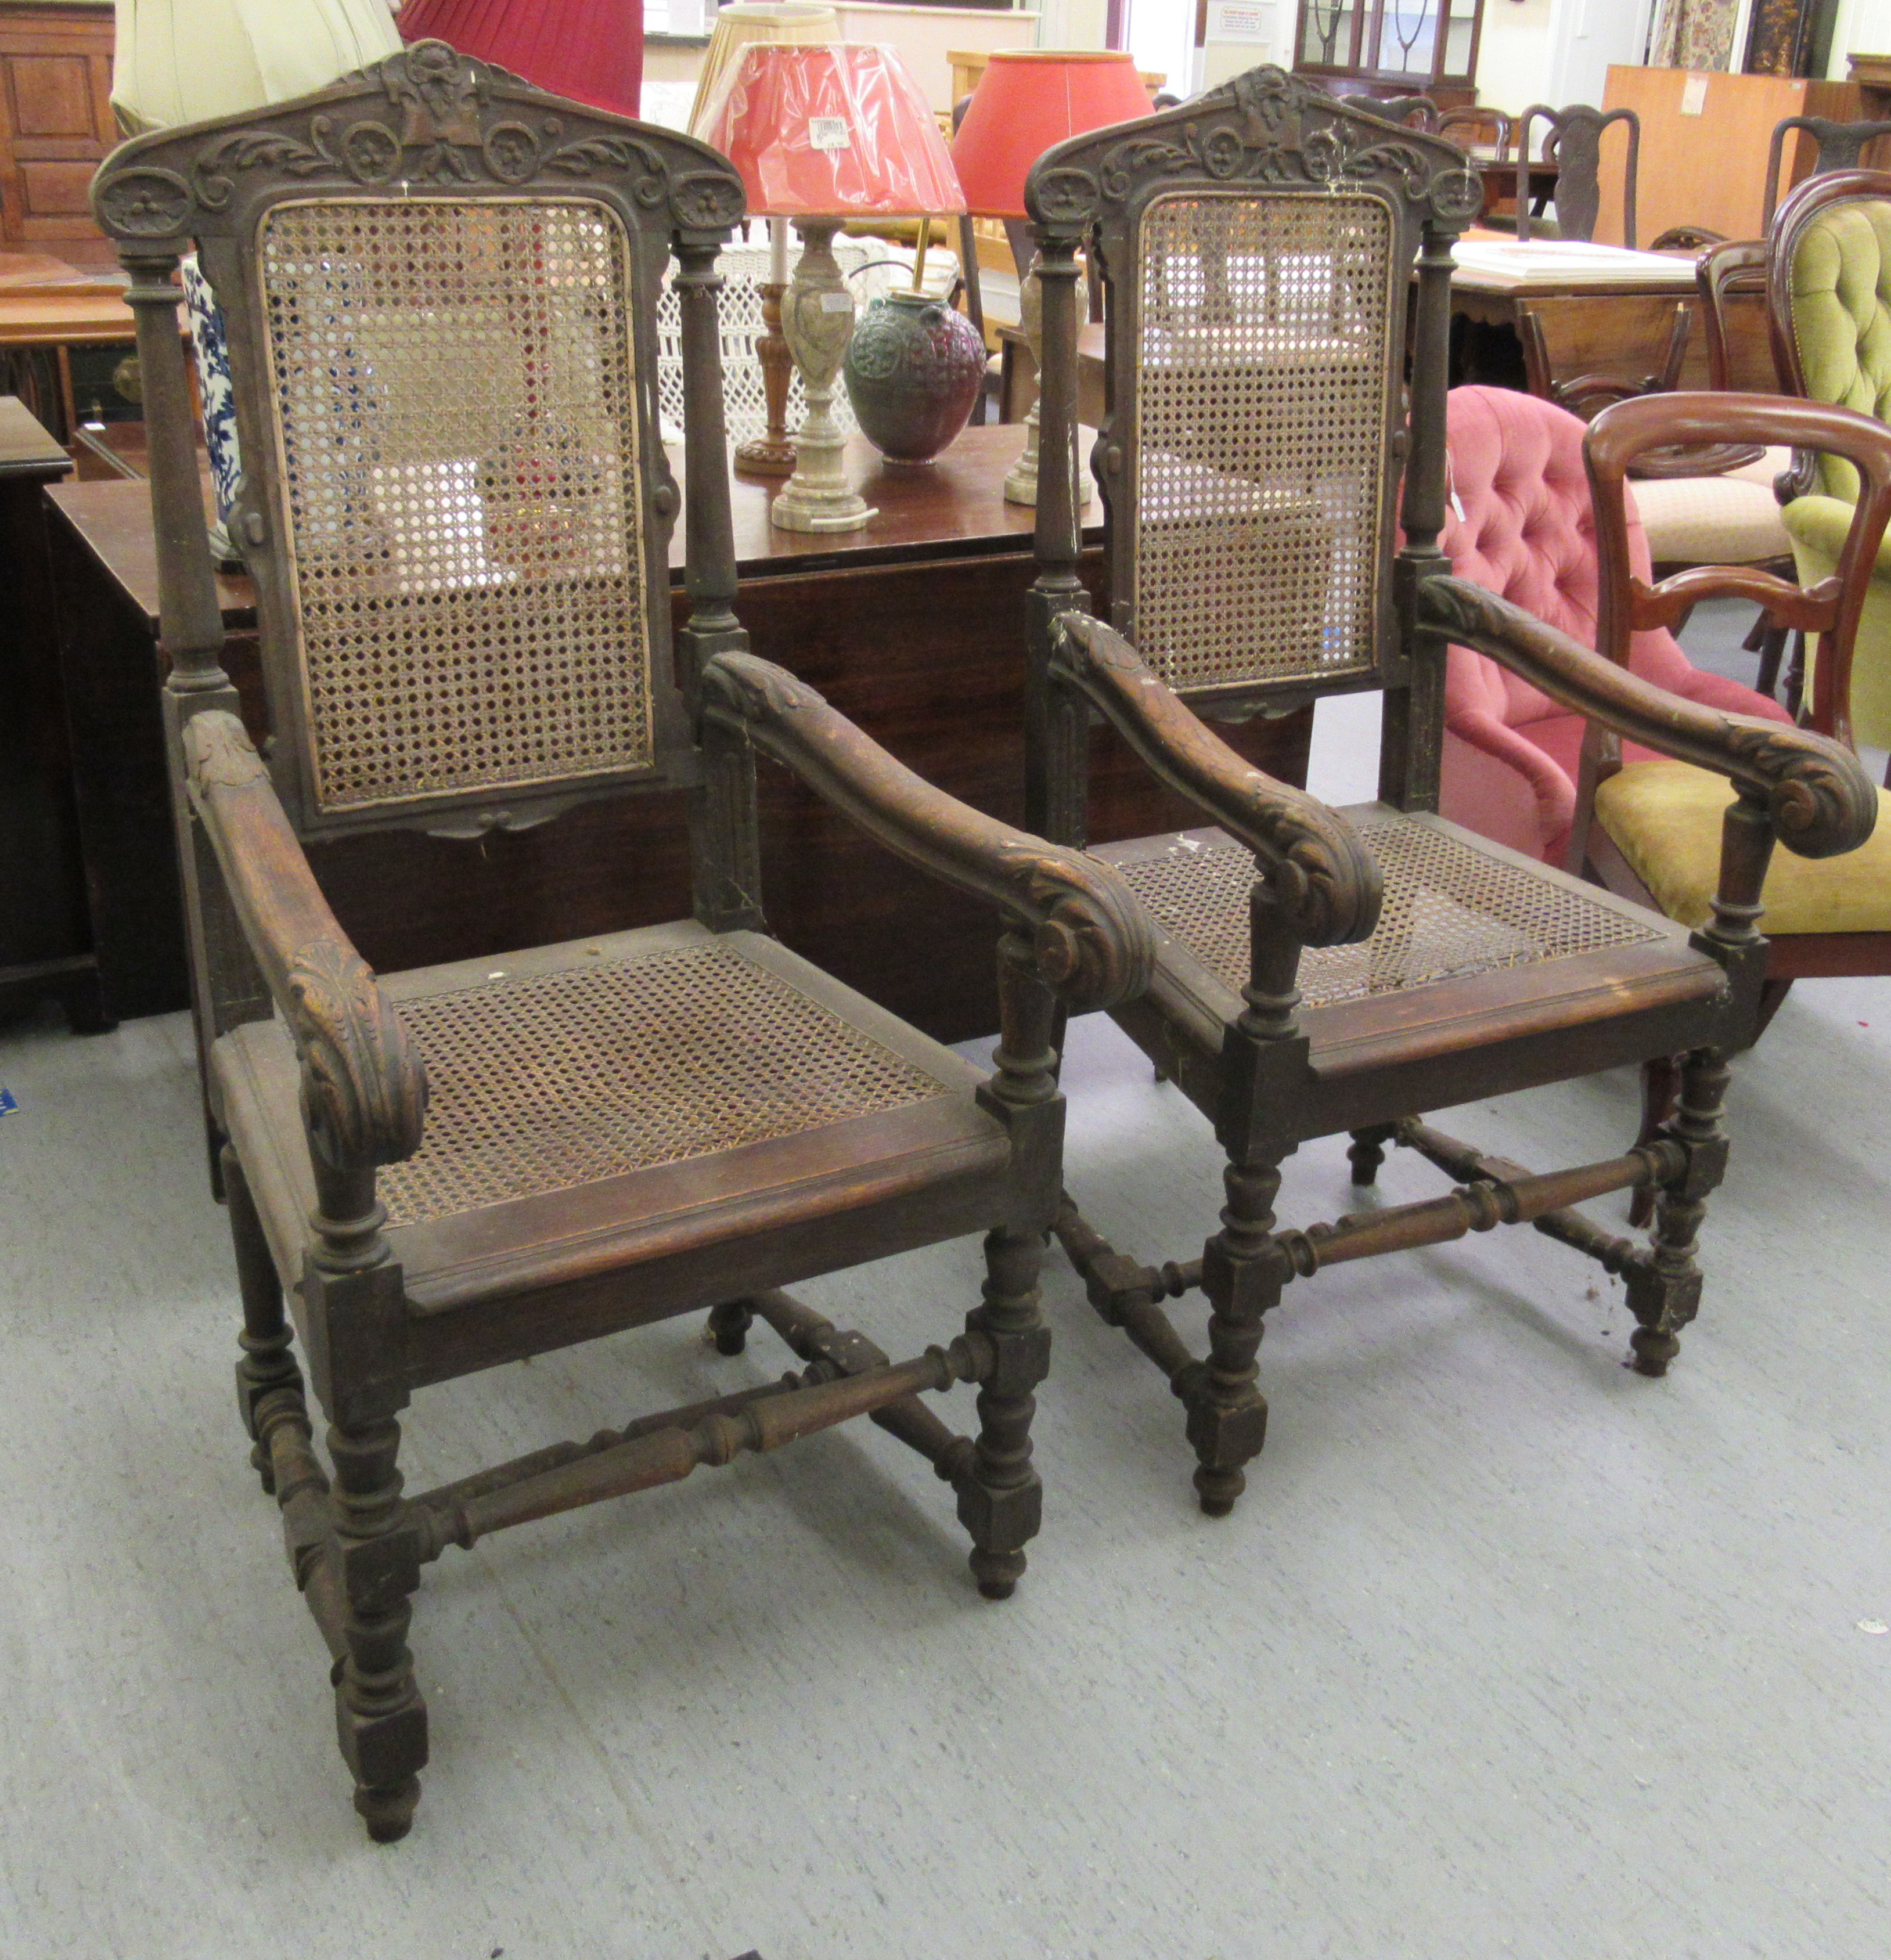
92 42 1153 1840
1018 66 1880 1515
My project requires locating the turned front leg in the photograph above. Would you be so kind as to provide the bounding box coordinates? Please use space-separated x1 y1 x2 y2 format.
329 1414 428 1842
1626 1047 1730 1377
959 1226 1051 1600
1188 1158 1284 1516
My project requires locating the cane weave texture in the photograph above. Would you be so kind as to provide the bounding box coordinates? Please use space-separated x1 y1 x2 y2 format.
378 942 954 1227
257 197 655 815
1130 190 1395 693
1110 817 1659 1010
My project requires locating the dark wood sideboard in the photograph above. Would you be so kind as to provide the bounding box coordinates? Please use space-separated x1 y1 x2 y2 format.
45 426 1313 1043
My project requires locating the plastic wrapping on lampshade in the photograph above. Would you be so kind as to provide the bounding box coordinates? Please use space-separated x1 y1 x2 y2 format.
398 0 642 118
700 41 964 217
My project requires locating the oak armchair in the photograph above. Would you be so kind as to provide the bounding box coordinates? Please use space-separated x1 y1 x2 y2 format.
1020 68 1878 1515
93 44 1154 1840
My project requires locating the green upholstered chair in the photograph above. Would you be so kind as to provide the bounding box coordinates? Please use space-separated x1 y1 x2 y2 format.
1768 169 1891 761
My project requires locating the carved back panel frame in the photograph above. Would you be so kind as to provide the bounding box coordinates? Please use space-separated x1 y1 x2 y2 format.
1021 67 1480 841
92 42 748 843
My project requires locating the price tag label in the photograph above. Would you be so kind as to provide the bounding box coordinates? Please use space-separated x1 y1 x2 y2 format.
1680 74 1709 115
809 117 851 152
819 290 853 312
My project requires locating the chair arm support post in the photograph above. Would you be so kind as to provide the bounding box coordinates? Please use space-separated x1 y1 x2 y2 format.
1025 230 1092 846
699 652 1157 1012
181 712 427 1172
1418 577 1878 863
1050 614 1382 949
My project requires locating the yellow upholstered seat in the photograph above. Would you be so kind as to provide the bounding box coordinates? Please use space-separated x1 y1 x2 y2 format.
1594 758 1891 933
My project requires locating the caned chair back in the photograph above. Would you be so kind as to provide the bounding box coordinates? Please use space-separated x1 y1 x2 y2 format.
1768 170 1891 504
92 42 747 840
1024 67 1481 727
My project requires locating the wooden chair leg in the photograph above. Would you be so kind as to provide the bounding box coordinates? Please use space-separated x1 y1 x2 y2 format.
328 1414 428 1842
1187 1158 1282 1517
1626 1047 1730 1378
705 1299 754 1356
1785 630 1806 719
223 1144 302 1491
1629 1056 1680 1230
1749 618 1786 700
1347 1123 1397 1186
957 1225 1049 1601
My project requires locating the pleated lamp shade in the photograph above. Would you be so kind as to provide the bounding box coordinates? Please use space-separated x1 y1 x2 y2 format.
701 42 963 219
111 0 404 131
398 0 642 119
952 50 1152 219
688 3 838 141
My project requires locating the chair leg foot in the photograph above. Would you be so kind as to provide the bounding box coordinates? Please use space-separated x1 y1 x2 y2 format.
1347 1123 1397 1187
956 1226 1049 1599
1186 1158 1284 1516
354 1774 422 1843
1626 1047 1729 1378
705 1299 754 1356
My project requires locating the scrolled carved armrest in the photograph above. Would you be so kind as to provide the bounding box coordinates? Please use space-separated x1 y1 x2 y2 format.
183 712 427 1167
699 653 1157 1012
1419 577 1878 860
1049 614 1382 948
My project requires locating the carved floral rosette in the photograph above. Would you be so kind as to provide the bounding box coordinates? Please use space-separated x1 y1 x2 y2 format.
92 39 746 249
1023 64 1482 237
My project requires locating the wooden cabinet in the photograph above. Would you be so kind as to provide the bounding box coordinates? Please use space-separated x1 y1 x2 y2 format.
1598 65 1868 250
1292 0 1483 110
0 2 118 267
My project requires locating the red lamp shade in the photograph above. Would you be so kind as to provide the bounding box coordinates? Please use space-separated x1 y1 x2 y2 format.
398 0 642 120
951 51 1151 219
701 42 964 218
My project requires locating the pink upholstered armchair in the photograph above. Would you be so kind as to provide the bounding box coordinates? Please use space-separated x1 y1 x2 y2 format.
1439 385 1791 865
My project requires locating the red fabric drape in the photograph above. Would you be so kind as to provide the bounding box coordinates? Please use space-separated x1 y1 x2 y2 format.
399 0 642 118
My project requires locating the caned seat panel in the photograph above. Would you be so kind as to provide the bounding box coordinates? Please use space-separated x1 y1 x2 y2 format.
1129 189 1397 693
212 924 1009 1335
1100 811 1670 1011
256 197 655 815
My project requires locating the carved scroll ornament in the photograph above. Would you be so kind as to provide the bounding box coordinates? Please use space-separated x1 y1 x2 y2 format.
1027 66 1482 233
1051 614 1383 949
93 40 744 244
1419 576 1879 860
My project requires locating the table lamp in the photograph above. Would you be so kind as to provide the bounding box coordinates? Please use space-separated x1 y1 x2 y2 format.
397 0 642 118
688 4 841 476
703 41 965 532
952 51 1152 506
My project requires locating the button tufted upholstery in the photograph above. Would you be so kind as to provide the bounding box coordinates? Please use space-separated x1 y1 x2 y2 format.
1438 387 1788 863
1779 190 1891 748
1786 197 1891 503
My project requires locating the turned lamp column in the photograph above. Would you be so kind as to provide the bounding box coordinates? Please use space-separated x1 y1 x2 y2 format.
775 217 870 528
703 39 967 534
686 5 843 478
951 49 1154 507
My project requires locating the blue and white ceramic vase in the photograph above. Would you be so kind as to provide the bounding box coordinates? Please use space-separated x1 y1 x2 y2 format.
180 253 244 565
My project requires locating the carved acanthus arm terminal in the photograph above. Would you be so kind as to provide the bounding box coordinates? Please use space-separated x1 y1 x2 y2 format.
1418 579 1878 862
1050 615 1384 949
700 653 1158 1012
183 712 427 1169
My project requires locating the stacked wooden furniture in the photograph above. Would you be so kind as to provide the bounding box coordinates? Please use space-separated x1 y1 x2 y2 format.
0 1 117 265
